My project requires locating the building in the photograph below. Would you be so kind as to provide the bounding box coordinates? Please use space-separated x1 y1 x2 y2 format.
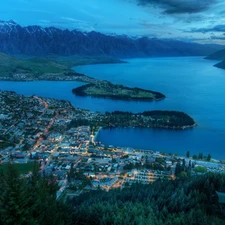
126 169 173 184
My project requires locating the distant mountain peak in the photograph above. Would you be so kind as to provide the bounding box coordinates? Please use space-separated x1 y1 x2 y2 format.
0 20 17 26
0 20 223 57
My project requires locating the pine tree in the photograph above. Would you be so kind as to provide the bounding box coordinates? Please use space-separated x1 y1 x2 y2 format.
186 150 190 158
0 164 31 225
207 154 211 162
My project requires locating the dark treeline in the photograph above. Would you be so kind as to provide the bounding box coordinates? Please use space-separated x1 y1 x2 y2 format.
0 164 225 224
68 118 89 128
72 83 94 96
69 110 196 130
0 163 70 225
69 173 225 225
142 110 195 127
105 110 196 127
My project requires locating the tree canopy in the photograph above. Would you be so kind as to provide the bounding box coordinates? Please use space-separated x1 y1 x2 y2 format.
1 164 225 225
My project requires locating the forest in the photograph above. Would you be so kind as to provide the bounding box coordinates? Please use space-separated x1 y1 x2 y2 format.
69 110 196 130
69 172 225 225
0 164 225 225
0 163 70 225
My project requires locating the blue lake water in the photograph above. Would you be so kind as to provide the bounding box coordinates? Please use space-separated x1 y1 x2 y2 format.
1 57 225 159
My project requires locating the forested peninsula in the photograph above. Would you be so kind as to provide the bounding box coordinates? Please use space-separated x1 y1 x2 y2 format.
72 82 165 101
69 110 196 130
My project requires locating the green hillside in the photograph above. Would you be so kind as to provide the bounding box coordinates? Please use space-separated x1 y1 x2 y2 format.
72 82 165 101
0 53 124 81
69 173 225 225
0 53 66 76
1 164 225 225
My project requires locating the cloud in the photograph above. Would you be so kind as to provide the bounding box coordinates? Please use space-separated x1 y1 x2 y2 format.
219 10 225 14
14 8 54 14
57 17 95 31
210 34 225 40
78 9 103 19
37 17 96 32
190 25 225 33
134 0 218 14
39 20 51 23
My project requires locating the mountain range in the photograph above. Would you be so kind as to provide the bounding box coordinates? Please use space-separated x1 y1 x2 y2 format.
0 20 223 58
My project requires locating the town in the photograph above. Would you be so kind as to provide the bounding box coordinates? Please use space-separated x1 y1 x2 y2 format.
1 90 225 199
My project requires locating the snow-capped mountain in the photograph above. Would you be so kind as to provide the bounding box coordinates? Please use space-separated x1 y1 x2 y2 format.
0 20 223 57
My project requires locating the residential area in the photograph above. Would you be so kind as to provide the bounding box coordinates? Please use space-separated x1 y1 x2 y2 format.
1 90 225 199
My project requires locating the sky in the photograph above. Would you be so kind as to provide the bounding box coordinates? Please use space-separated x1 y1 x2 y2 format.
1 0 225 44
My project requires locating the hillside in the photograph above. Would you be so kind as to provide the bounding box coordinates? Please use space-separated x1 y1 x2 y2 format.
0 53 120 82
214 60 225 69
0 53 67 76
68 173 225 225
0 20 223 57
205 48 225 69
205 48 225 60
1 164 225 225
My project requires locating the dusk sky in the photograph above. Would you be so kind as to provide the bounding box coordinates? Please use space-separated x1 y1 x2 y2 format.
1 0 225 44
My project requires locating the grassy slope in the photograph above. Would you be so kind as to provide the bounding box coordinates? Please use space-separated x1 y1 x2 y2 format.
73 82 165 100
0 53 125 78
52 55 125 66
86 84 155 99
0 53 69 77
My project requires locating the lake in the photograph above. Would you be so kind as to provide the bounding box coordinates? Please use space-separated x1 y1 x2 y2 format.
1 57 225 159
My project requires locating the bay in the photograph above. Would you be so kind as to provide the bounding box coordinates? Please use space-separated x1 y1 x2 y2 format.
1 57 225 158
75 57 225 159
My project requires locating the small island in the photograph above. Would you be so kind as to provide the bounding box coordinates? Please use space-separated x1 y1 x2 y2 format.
72 82 165 101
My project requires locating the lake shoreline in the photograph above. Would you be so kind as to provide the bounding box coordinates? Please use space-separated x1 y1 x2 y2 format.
101 123 197 131
1 56 225 158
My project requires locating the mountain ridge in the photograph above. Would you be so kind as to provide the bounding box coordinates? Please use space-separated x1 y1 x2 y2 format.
0 20 223 57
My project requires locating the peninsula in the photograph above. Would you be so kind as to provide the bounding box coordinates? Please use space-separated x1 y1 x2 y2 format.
205 48 225 70
214 60 225 70
70 110 196 130
72 82 165 101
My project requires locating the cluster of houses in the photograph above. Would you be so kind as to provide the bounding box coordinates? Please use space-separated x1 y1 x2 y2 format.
0 91 99 164
1 90 225 198
126 169 173 184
